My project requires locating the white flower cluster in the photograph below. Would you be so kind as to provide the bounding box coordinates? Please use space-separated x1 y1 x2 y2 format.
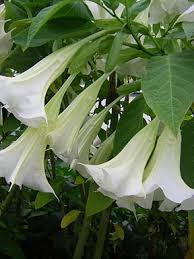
0 2 193 214
79 118 194 212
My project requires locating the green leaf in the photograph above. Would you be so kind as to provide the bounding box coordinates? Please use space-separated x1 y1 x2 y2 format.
113 95 146 155
105 31 125 73
69 35 112 74
61 210 80 229
3 115 20 134
35 192 55 210
86 183 113 217
181 118 194 188
1 46 42 72
14 19 96 48
25 0 73 49
35 177 64 209
95 19 122 30
5 1 27 21
125 0 150 19
142 51 194 135
103 0 119 11
117 80 141 95
118 48 148 64
113 224 125 240
53 1 93 20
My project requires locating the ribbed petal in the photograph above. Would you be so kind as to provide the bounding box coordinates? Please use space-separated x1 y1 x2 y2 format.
48 74 108 162
0 75 75 193
78 118 159 198
0 31 106 127
0 127 54 193
144 127 194 203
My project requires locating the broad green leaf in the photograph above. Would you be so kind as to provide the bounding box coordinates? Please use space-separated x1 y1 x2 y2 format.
14 19 96 48
53 1 93 20
5 1 27 21
25 0 73 48
142 51 194 135
86 183 113 217
105 31 125 73
181 118 194 188
61 210 80 229
113 95 146 155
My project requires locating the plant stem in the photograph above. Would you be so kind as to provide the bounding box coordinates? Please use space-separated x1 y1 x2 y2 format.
93 208 111 259
49 150 56 179
107 72 119 134
0 185 19 216
73 214 91 259
127 24 153 56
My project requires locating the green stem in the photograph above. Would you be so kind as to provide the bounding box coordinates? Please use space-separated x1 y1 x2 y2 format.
93 208 111 259
148 32 164 54
49 150 56 179
73 214 91 259
127 24 153 56
107 72 119 134
0 185 19 216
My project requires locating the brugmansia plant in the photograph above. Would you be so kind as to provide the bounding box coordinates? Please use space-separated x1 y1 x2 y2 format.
1 0 194 258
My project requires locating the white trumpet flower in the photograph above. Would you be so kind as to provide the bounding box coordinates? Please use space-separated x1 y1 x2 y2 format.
71 97 121 167
0 30 106 127
143 127 194 204
135 0 189 25
48 74 108 162
0 75 75 193
78 118 160 199
176 4 194 23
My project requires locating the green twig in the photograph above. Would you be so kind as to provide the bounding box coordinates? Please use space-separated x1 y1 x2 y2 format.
93 207 111 259
49 150 56 179
73 214 91 259
127 24 153 56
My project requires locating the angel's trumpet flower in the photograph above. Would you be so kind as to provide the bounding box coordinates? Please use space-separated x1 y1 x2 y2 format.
0 75 75 193
78 118 160 199
0 30 106 127
143 127 194 204
48 74 108 162
71 97 121 167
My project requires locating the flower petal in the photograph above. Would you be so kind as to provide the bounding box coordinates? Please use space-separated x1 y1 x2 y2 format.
48 74 108 161
0 31 106 127
78 118 159 198
0 127 54 193
144 127 194 203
